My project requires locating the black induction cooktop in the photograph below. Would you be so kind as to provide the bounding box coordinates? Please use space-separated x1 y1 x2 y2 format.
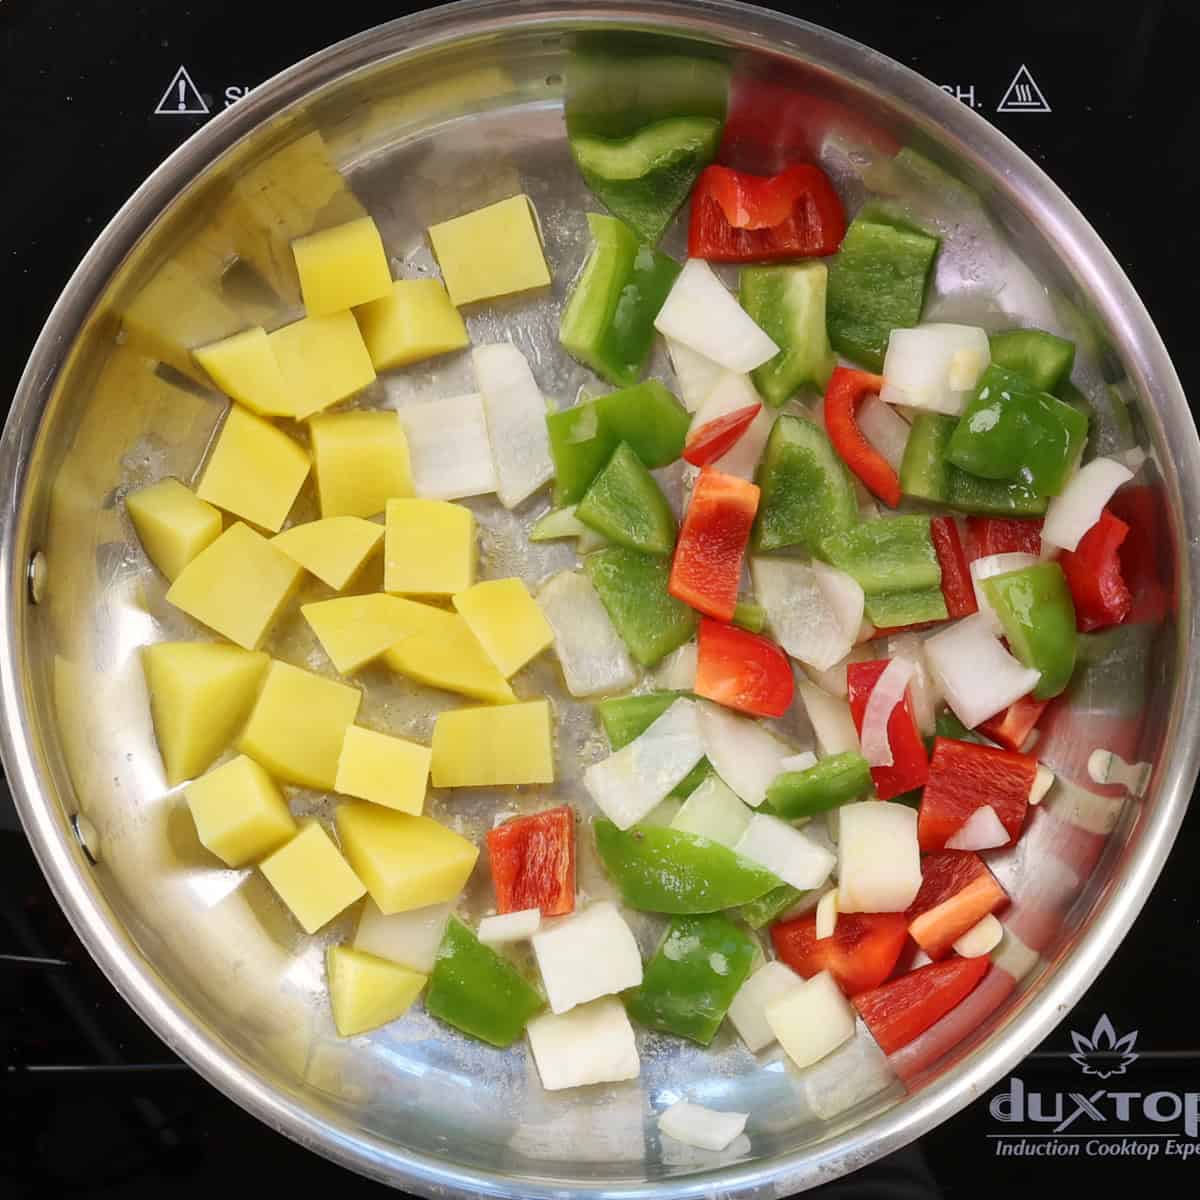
2 2 1198 1196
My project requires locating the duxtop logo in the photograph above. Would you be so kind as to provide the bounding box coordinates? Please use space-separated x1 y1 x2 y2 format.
1070 1015 1139 1079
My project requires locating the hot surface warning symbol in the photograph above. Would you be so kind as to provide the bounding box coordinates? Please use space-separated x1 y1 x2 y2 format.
997 65 1051 114
154 66 210 116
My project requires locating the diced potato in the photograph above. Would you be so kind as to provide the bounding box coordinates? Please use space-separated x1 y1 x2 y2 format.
354 899 452 973
530 901 642 1014
430 700 554 787
196 405 311 532
259 821 366 933
166 523 302 650
192 327 294 417
525 997 640 1091
309 410 413 519
268 312 376 420
185 754 295 867
292 216 392 317
355 279 469 370
335 802 479 914
126 478 222 581
765 970 856 1070
272 516 382 590
335 725 430 815
727 961 802 1054
142 642 269 786
302 593 421 675
452 578 554 677
428 195 551 306
238 660 361 789
384 498 476 596
326 944 426 1037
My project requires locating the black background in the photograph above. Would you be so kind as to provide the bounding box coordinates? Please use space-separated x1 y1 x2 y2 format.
1 1 1197 1196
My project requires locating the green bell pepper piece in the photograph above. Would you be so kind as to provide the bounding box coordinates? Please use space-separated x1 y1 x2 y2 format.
826 210 940 370
980 562 1077 699
624 913 756 1044
594 818 780 913
736 883 807 930
988 329 1076 395
547 380 690 504
946 465 1049 516
935 708 989 745
733 600 767 633
753 414 858 553
584 546 695 666
740 262 836 406
560 214 681 388
577 442 676 556
571 116 722 245
946 365 1089 496
595 692 711 797
864 586 948 629
766 751 873 819
820 515 941 595
425 917 544 1047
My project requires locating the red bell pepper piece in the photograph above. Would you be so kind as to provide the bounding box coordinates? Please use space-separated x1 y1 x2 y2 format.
771 911 909 997
1108 485 1168 624
695 618 794 718
668 467 760 621
853 955 991 1055
918 737 1036 853
906 851 1008 960
930 516 977 619
1058 508 1132 633
682 403 761 467
688 163 846 262
846 659 929 800
965 516 1043 561
976 693 1049 751
823 367 901 508
486 806 575 917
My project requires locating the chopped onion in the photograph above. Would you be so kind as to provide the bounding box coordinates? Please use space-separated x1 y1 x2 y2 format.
812 561 866 646
698 701 790 807
733 813 837 891
727 961 802 1053
837 801 922 913
802 1020 895 1120
666 336 726 412
953 913 1004 958
970 552 1039 632
780 750 818 773
658 1101 749 1152
713 402 774 480
654 640 698 691
860 656 915 767
752 557 859 672
688 370 762 433
880 323 990 416
1029 763 1055 805
477 908 541 945
671 774 753 847
856 393 911 471
885 633 939 735
530 505 588 541
537 571 637 697
802 644 876 700
654 259 780 373
797 680 861 756
815 886 839 940
472 343 554 508
1041 456 1134 552
354 899 452 973
945 804 1009 851
923 615 1042 729
766 969 856 1070
397 392 497 500
526 996 640 1090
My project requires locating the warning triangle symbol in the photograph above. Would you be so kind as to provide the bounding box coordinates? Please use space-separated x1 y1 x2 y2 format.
154 66 210 116
997 65 1051 114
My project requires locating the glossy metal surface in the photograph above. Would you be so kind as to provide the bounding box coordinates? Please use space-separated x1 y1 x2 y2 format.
1 2 1196 1196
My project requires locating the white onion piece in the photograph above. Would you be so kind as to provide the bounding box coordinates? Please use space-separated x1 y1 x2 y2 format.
923 615 1042 729
766 970 856 1070
354 899 452 973
526 996 640 1090
653 640 698 691
727 961 802 1053
812 561 866 647
654 259 780 373
713 402 774 481
698 702 790 807
529 504 589 541
802 1020 895 1120
397 392 497 500
733 813 836 891
687 370 761 434
658 1101 749 1152
477 908 541 945
1029 763 1055 805
752 558 858 672
815 886 839 940
885 633 939 735
531 902 644 1014
837 801 922 913
583 699 706 830
670 775 752 848
666 336 726 412
880 323 990 416
946 804 1010 851
856 393 911 471
860 657 915 768
797 681 861 756
1041 457 1133 552
802 644 876 700
970 552 1039 632
537 571 637 698
953 913 1004 958
472 343 554 508
780 750 818 773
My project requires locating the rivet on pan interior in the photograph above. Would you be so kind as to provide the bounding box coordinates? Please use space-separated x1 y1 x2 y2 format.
71 813 101 865
27 550 47 604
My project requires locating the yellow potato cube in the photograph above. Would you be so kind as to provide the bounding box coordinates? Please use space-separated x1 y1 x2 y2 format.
192 327 295 417
309 410 413 519
326 945 426 1037
142 642 269 786
259 822 366 934
272 517 382 590
335 803 478 914
302 593 422 675
196 405 311 533
238 660 361 789
126 478 222 582
384 499 476 596
335 726 430 815
381 606 515 705
430 700 554 787
428 195 551 306
269 312 376 420
185 754 296 867
166 523 302 650
355 279 469 370
452 578 554 677
293 216 393 317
